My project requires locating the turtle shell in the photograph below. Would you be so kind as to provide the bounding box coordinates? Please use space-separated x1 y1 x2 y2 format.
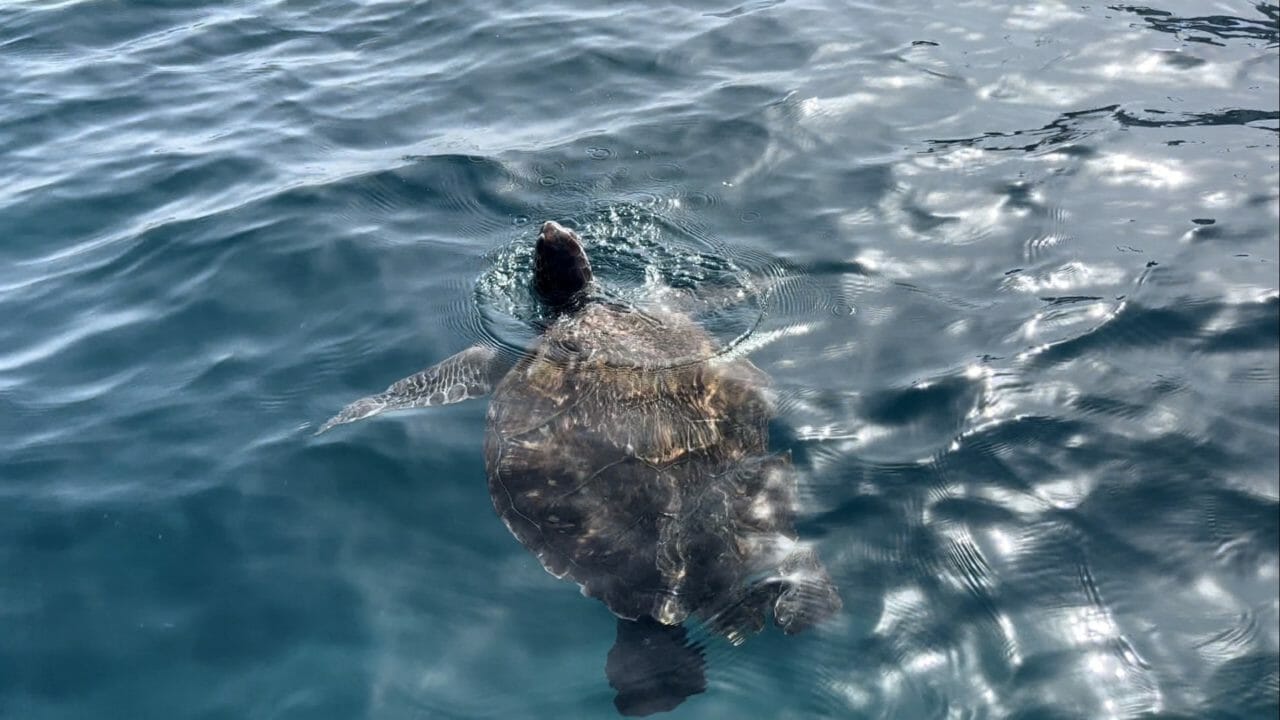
484 301 799 629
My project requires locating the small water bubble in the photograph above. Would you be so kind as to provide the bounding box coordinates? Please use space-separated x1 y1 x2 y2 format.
647 162 684 182
683 191 716 210
630 191 662 207
512 215 529 225
741 210 762 223
587 147 613 160
538 175 558 187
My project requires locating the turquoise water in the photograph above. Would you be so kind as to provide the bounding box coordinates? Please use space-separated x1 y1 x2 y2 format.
2 1 1278 718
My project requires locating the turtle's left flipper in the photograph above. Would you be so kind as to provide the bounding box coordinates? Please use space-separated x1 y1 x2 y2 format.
606 617 706 717
316 345 506 434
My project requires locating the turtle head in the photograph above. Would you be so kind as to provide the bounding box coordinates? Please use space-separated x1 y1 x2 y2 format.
534 220 594 311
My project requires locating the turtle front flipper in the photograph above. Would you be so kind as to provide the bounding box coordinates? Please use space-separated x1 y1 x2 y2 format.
605 617 706 717
316 345 507 434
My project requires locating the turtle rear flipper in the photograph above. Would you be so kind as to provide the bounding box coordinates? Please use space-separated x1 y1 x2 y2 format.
317 345 507 434
772 547 842 635
606 617 706 716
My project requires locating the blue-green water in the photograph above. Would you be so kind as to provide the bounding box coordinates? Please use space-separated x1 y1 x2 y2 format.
2 1 1278 718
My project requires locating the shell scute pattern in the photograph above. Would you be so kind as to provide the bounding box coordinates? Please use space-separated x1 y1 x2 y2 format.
484 302 798 625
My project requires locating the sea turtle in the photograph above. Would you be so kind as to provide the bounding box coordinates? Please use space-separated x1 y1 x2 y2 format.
319 221 841 715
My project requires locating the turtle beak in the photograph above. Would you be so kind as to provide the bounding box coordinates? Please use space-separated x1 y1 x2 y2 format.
535 221 593 309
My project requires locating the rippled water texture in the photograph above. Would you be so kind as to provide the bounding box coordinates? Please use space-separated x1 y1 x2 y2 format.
2 1 1278 718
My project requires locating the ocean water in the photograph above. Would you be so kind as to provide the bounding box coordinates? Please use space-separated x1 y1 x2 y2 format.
2 1 1278 718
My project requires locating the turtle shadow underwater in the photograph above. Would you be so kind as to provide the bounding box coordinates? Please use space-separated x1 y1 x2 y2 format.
317 221 841 715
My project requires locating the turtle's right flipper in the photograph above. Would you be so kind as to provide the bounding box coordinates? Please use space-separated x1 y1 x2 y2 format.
606 617 706 717
316 345 506 434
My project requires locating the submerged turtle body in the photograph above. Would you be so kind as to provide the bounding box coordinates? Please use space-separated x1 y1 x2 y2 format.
486 301 800 632
320 221 840 715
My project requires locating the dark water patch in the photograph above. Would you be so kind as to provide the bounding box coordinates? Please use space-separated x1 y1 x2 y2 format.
1199 295 1280 352
1042 295 1105 306
1071 463 1279 574
799 492 907 542
1203 652 1280 719
1027 300 1216 367
1109 4 1280 47
822 163 898 211
926 106 1118 155
929 497 1021 527
1116 107 1280 133
946 415 1093 493
860 376 979 443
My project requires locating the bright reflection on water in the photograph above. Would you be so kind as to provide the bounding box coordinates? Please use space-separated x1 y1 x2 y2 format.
0 0 1276 718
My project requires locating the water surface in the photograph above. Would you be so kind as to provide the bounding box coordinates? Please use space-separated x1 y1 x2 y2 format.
1 1 1277 718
